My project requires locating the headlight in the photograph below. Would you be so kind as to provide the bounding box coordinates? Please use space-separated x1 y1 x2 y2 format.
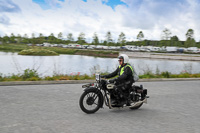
82 83 94 88
95 74 100 81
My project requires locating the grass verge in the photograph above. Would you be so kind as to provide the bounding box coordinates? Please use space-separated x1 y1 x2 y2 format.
1 69 200 82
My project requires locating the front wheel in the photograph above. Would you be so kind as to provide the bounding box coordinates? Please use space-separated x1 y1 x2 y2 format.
79 89 102 114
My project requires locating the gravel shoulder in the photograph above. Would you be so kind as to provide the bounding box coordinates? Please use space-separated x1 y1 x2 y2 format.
0 81 200 133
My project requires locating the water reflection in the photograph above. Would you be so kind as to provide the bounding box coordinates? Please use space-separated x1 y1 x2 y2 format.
0 52 200 76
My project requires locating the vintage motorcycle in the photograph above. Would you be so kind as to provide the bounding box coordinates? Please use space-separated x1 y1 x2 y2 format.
79 74 149 114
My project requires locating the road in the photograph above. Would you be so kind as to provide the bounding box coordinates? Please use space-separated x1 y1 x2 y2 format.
0 81 200 133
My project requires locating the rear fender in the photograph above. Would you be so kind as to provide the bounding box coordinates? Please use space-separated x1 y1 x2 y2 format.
143 89 147 95
84 86 104 108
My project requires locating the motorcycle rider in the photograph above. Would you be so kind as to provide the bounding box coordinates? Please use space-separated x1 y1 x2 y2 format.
101 54 134 106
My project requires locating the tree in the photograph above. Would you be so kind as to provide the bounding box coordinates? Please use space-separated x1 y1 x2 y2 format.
77 32 86 45
31 33 37 44
39 33 43 38
16 34 22 44
24 34 28 38
161 28 171 40
37 33 45 44
184 29 196 47
58 32 63 39
137 31 144 41
170 36 179 41
105 31 113 45
92 32 99 45
56 32 63 44
170 36 180 46
0 36 2 43
184 38 196 47
31 33 35 38
186 29 194 40
67 33 74 42
118 32 126 46
197 41 200 48
22 34 29 44
10 33 16 43
48 33 57 43
2 34 10 44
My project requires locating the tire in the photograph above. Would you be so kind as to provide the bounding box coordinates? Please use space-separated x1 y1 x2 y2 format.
79 89 102 114
129 102 143 110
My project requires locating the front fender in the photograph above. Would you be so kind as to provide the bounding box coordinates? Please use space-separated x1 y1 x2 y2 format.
84 86 98 92
84 86 104 108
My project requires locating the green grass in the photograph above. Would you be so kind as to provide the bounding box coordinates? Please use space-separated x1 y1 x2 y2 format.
0 43 30 52
0 69 95 81
1 69 200 82
139 71 200 79
18 49 59 56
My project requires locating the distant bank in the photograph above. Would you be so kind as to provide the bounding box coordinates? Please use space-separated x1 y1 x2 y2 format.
122 52 200 61
1 44 200 60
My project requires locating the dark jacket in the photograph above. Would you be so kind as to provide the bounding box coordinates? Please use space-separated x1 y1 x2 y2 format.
105 63 134 83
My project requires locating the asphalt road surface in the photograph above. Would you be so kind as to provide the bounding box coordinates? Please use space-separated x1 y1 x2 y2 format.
0 80 200 133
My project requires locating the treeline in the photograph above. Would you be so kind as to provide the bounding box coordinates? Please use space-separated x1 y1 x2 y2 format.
0 28 199 48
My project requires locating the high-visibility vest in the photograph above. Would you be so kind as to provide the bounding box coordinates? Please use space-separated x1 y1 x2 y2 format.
119 63 133 76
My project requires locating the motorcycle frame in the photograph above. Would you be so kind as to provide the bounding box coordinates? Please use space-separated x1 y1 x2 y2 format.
83 79 126 109
82 74 148 110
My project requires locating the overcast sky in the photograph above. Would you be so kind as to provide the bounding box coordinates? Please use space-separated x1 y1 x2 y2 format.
0 0 200 42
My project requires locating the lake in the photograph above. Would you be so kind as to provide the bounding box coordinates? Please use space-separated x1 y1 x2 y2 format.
0 52 200 76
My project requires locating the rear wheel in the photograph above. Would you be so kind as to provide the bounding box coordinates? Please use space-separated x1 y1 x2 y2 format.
79 89 102 114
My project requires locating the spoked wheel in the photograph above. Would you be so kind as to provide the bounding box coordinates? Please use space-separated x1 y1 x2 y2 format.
79 89 101 114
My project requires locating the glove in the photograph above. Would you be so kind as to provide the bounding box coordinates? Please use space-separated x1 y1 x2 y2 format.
109 79 116 83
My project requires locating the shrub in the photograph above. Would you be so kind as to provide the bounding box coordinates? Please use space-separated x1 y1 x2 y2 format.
10 74 22 81
44 76 56 81
161 71 171 78
21 69 39 80
0 73 3 81
26 77 40 81
59 76 70 80
139 74 156 79
178 73 190 78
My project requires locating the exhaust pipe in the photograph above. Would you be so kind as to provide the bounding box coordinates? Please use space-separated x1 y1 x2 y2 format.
130 96 149 108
